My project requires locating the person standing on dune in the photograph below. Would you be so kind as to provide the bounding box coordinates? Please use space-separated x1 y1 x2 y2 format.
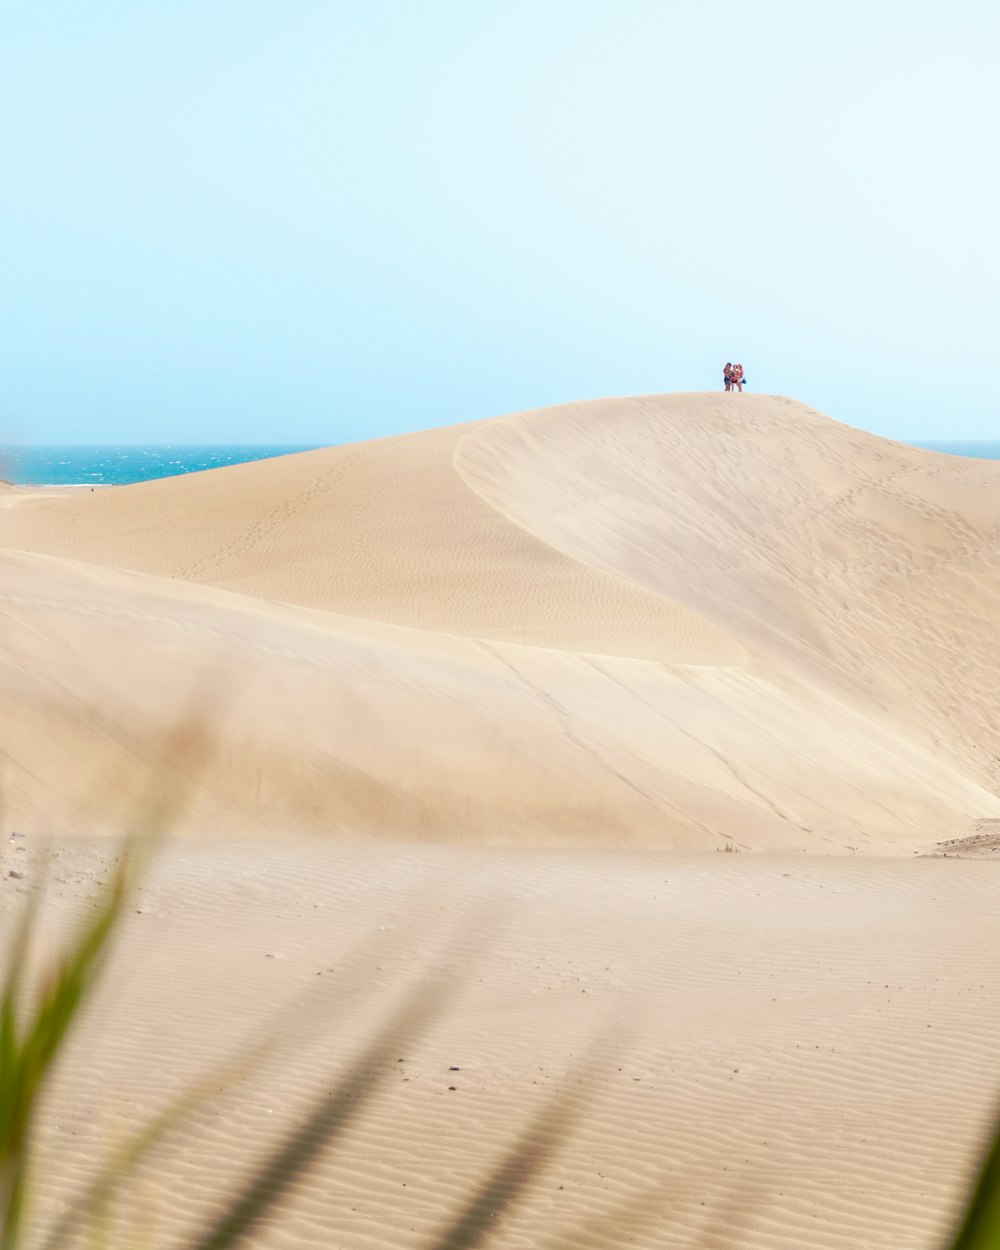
733 363 745 392
723 363 733 391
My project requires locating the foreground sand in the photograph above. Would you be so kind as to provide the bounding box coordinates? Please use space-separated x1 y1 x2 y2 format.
3 392 1000 1247
6 837 1000 1250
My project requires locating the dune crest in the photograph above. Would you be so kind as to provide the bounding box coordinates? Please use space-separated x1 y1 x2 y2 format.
0 420 739 664
457 393 1000 792
2 392 999 850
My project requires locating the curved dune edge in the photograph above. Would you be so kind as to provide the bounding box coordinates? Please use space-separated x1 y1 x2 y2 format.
455 393 1000 795
0 420 741 666
3 391 1000 849
3 545 997 851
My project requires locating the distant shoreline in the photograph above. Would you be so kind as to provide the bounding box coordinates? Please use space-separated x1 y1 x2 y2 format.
2 438 997 491
1 443 321 488
3 480 115 489
0 481 114 497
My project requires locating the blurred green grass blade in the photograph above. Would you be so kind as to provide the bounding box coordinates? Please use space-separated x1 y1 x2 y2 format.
0 889 40 1119
38 1078 205 1250
945 1108 1000 1250
187 980 445 1250
1 892 53 1250
425 1087 581 1250
1 856 130 1250
38 1000 289 1250
0 900 32 1155
535 1185 671 1250
18 858 128 1110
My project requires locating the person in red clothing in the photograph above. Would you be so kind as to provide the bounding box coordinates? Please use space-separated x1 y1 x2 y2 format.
732 363 745 392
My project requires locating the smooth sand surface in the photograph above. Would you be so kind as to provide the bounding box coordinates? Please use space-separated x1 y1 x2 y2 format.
4 393 1000 849
3 392 1000 1248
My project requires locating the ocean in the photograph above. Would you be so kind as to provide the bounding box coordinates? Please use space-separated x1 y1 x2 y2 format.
915 441 1000 459
1 440 999 488
0 444 321 487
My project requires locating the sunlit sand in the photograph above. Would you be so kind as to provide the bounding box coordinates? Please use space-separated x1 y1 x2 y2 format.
3 392 1000 1248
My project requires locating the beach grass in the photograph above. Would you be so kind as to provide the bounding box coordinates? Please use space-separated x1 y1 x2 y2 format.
0 834 586 1250
943 1116 1000 1250
1 854 129 1250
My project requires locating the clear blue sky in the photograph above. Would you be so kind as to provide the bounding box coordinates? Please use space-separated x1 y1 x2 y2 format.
2 1 997 445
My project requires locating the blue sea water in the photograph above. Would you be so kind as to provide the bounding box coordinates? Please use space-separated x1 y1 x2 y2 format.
2 439 998 489
0 444 321 487
914 441 1000 459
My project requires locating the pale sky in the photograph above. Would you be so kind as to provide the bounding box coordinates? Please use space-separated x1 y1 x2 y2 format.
2 1 997 445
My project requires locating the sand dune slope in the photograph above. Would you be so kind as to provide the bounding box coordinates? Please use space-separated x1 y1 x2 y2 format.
6 545 992 849
0 420 736 663
457 394 1000 792
2 393 1000 847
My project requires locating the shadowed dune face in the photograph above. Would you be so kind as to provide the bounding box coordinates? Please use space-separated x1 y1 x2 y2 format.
456 393 1000 793
0 421 739 665
2 392 999 849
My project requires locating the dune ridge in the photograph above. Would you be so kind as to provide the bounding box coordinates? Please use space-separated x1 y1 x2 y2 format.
0 419 739 663
3 393 1000 849
456 393 1000 793
5 392 1000 1250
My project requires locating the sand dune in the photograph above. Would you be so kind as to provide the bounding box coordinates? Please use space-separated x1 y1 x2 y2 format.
5 543 990 850
0 419 737 662
3 393 1000 849
4 392 1000 1250
456 394 1000 793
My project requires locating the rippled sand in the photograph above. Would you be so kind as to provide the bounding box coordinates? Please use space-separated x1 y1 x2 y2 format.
4 392 1000 1248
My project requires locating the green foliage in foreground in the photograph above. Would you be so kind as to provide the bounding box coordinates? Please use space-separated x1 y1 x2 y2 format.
0 845 586 1250
944 1119 1000 1250
1 860 129 1250
2 844 1000 1250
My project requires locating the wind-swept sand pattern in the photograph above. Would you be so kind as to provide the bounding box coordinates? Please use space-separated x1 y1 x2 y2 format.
0 544 994 849
3 392 1000 1249
4 394 1000 848
10 838 1000 1250
0 419 737 661
455 394 1000 791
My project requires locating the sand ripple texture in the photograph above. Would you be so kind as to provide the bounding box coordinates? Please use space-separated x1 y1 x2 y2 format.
2 393 1000 849
5 394 1000 1250
3 839 999 1250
